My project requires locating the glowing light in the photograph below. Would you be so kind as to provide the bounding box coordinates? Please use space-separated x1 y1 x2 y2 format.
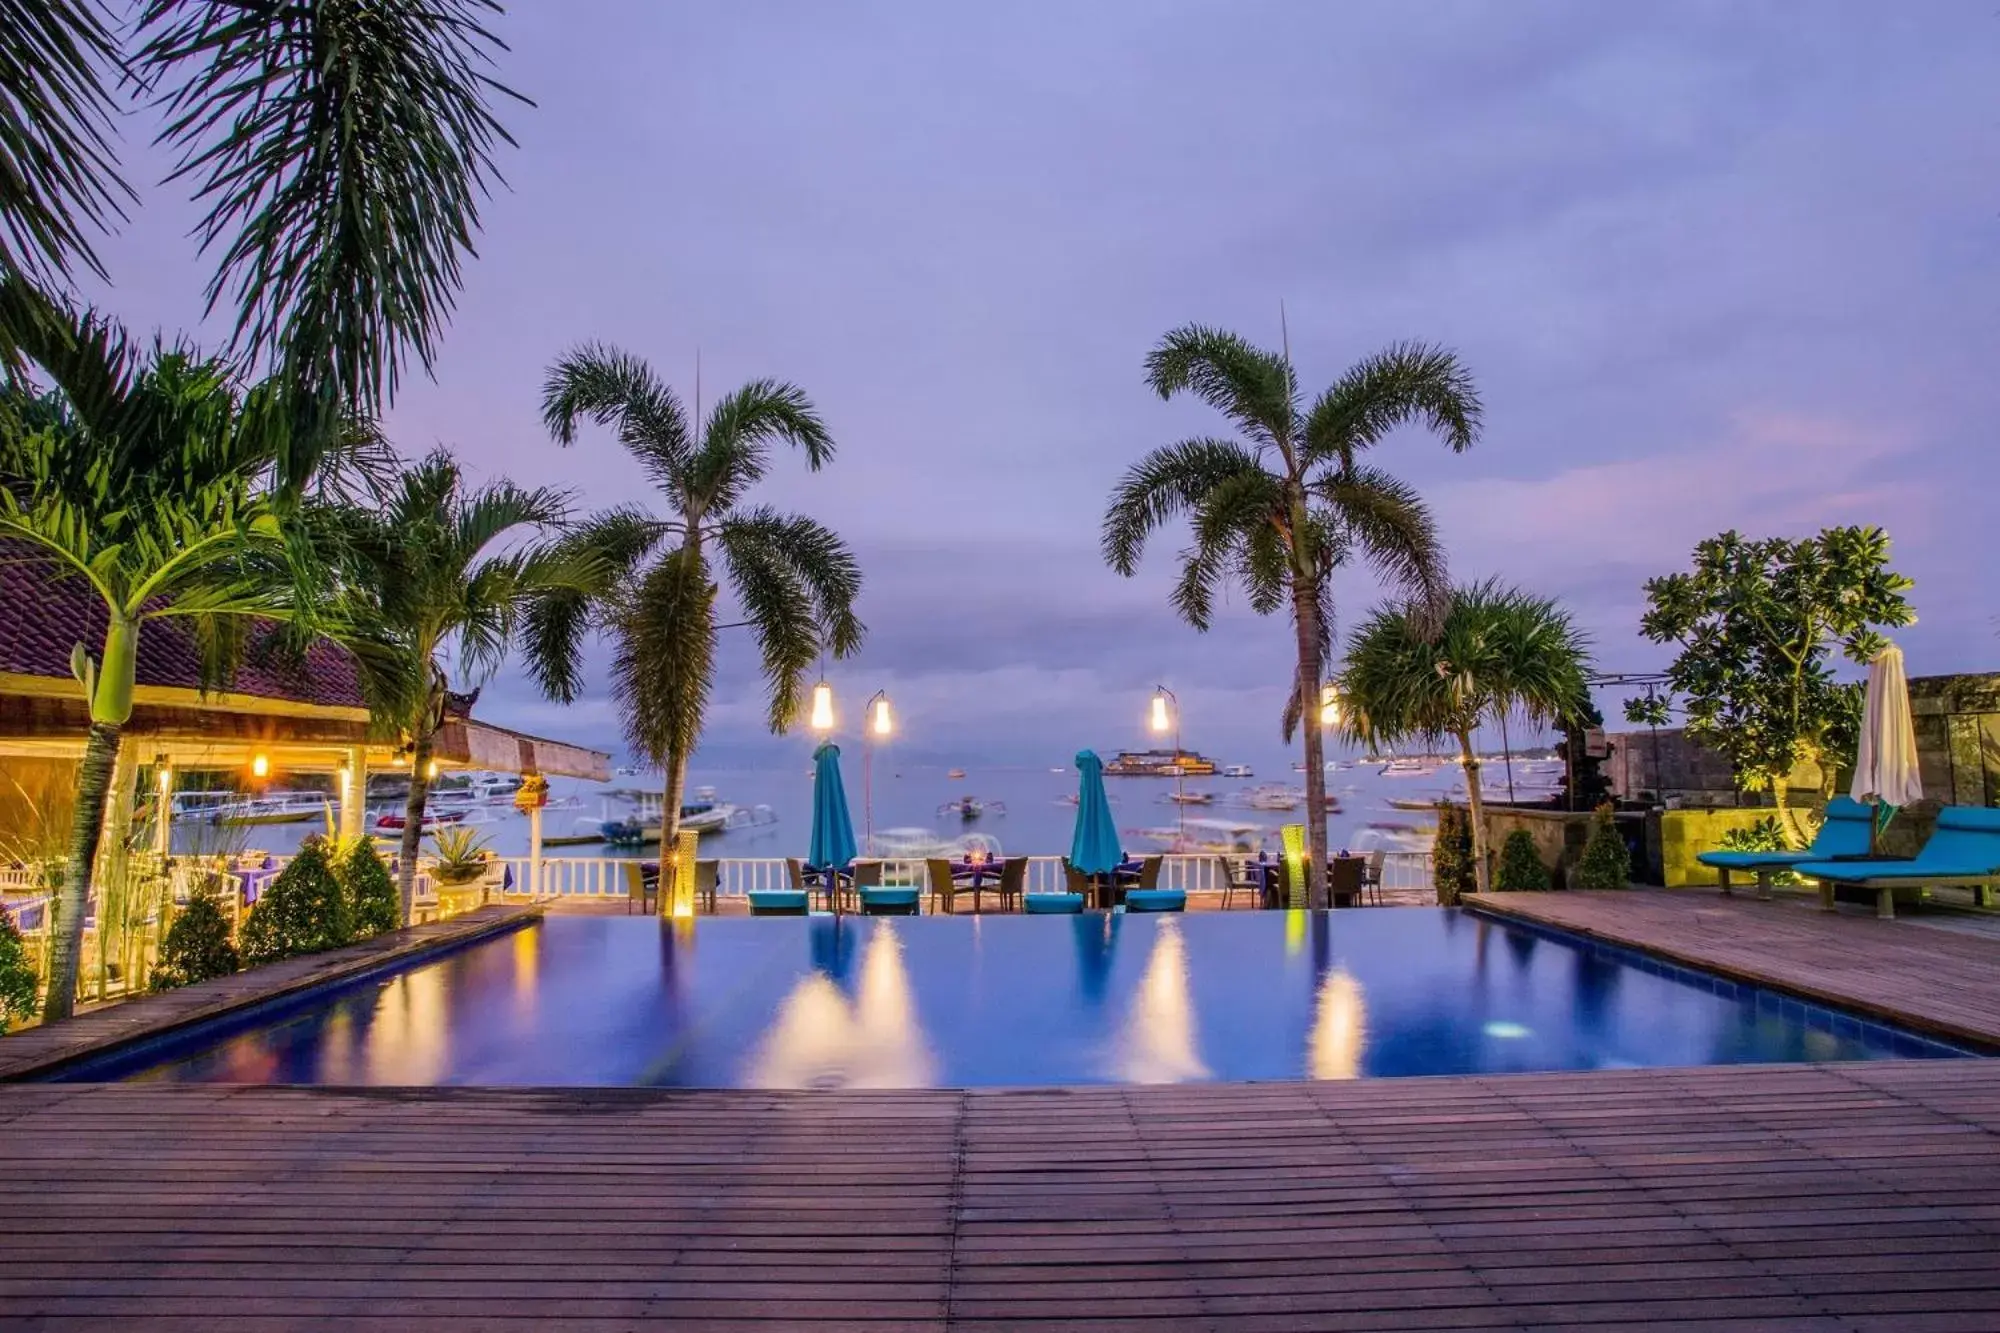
156 766 172 793
336 765 352 793
1319 683 1342 728
249 753 270 779
809 681 835 732
1150 691 1172 734
426 759 440 780
870 695 894 737
1483 1021 1531 1040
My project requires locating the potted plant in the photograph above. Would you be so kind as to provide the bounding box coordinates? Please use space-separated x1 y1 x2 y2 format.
428 827 494 916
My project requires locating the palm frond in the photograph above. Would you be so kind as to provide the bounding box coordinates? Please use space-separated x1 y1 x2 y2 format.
1302 341 1481 468
688 379 832 513
0 0 129 287
1313 464 1449 629
608 549 715 765
541 343 691 489
136 0 528 419
1100 437 1264 576
1172 468 1281 631
518 507 667 703
1143 324 1296 446
718 508 863 730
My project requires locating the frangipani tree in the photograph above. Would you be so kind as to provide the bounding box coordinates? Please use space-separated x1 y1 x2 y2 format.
1628 526 1913 845
532 345 864 854
1337 581 1591 893
1102 325 1480 906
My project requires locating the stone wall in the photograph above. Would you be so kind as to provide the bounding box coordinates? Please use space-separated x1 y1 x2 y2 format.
1911 672 2000 810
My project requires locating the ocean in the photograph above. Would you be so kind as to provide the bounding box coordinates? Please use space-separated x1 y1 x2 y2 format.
172 756 1566 863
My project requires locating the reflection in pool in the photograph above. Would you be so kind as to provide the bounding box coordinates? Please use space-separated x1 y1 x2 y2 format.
72 909 1972 1088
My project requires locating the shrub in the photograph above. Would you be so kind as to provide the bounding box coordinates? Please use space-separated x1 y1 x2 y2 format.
1573 804 1634 890
338 839 400 938
1495 830 1551 891
0 907 40 1025
1716 816 1802 888
150 888 239 991
238 840 352 965
1432 803 1476 906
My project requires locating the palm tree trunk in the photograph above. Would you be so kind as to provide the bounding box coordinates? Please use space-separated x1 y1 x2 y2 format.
660 751 687 909
397 732 435 926
1290 573 1331 910
1457 729 1491 894
43 720 121 1022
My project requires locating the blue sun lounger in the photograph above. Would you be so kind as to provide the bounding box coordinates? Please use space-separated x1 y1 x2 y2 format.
1696 796 1873 899
1793 806 2000 920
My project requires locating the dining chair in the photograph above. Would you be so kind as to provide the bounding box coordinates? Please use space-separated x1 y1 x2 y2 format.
1222 857 1259 910
994 856 1028 912
925 858 959 914
1137 856 1163 890
1362 850 1386 906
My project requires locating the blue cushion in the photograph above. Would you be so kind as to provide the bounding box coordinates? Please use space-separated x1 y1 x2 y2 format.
1124 889 1186 913
1697 850 1814 871
1797 807 2000 883
1024 892 1085 914
1697 797 1875 871
859 887 920 906
748 890 810 914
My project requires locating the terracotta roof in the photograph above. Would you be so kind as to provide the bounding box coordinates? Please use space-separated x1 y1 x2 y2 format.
0 541 364 710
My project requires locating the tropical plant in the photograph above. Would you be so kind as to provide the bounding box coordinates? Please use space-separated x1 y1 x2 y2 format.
237 839 350 965
2 0 524 465
1572 806 1633 890
532 346 865 853
1432 802 1475 906
149 885 238 991
427 825 491 886
329 449 590 924
1495 829 1551 892
336 838 400 938
1715 817 1802 889
1338 581 1591 894
1627 527 1914 847
0 905 40 1025
1102 326 1480 907
0 299 330 1020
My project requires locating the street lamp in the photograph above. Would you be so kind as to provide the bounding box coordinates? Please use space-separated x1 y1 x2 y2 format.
809 680 835 733
1151 685 1181 846
863 690 893 852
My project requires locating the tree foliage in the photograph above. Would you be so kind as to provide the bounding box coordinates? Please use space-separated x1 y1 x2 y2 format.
337 839 400 938
1573 805 1633 891
1432 802 1475 906
1495 830 1551 892
0 905 40 1024
150 886 239 990
533 346 864 853
1628 527 1914 841
1102 326 1480 904
238 839 351 965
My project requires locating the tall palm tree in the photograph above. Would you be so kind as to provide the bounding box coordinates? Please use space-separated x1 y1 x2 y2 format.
2 0 526 467
0 298 326 1020
531 345 864 857
1336 580 1591 893
1103 325 1480 906
331 450 594 924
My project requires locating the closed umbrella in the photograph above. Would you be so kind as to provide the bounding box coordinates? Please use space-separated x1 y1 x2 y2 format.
1071 749 1124 909
807 741 858 909
1850 642 1922 845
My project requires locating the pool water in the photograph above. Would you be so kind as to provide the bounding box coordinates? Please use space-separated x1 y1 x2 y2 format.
73 911 1969 1087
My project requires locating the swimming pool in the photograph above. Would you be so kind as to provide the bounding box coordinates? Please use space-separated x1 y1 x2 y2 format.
64 910 1971 1086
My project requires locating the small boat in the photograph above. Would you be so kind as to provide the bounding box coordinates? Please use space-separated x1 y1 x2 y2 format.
210 794 330 826
1221 763 1254 778
947 768 967 780
939 796 1005 821
1242 784 1303 812
1382 758 1437 778
1167 790 1215 805
1385 796 1440 811
373 807 466 834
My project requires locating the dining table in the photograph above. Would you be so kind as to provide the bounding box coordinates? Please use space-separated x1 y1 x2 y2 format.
1248 854 1369 908
947 859 1004 913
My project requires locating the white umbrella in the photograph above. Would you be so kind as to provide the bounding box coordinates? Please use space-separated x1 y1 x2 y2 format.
1850 643 1922 837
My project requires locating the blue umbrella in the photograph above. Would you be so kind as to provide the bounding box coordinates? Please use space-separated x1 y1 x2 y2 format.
807 741 859 878
1069 750 1123 876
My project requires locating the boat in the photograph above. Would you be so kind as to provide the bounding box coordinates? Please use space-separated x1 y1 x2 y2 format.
1385 796 1441 811
1382 758 1437 778
1166 790 1215 805
947 768 967 780
1104 748 1218 777
1242 784 1303 812
208 794 331 826
373 807 467 834
1129 818 1265 855
938 796 1005 821
1221 763 1253 778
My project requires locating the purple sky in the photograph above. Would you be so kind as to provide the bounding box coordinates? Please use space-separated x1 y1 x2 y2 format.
81 2 1999 766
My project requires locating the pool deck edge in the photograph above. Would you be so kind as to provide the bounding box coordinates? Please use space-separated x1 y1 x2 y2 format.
0 902 543 1082
1467 889 2000 1052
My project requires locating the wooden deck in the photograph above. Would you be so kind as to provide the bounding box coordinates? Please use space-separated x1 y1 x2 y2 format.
1471 890 2000 1049
0 904 542 1082
2 1064 2000 1329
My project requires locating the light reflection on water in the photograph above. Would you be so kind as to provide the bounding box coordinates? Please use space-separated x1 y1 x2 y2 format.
87 910 1969 1088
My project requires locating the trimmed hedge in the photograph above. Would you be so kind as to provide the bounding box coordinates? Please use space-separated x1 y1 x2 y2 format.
1573 804 1634 890
1495 829 1552 892
151 887 239 991
238 840 352 965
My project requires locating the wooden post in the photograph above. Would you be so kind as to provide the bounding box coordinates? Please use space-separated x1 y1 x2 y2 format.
528 801 544 901
339 746 369 842
152 758 173 857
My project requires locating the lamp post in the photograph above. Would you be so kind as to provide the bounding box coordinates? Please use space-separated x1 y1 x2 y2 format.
1151 685 1180 846
862 690 893 853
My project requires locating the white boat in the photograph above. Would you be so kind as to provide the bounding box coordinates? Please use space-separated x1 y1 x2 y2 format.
1221 763 1254 778
1166 790 1215 806
938 796 1006 821
1382 758 1437 778
373 807 468 834
208 793 331 826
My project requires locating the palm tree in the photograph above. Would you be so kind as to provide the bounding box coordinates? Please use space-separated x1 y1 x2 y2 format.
1336 580 1591 894
2 0 525 463
331 450 595 924
0 299 325 1020
1103 325 1480 906
531 345 864 857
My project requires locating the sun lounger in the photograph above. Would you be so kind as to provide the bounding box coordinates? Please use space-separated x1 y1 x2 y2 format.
1793 806 2000 920
1696 796 1872 899
748 889 809 916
